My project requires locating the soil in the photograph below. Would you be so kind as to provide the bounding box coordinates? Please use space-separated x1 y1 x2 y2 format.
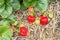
11 1 60 40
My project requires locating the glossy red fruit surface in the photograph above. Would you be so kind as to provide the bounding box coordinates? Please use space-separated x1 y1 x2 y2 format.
28 15 35 23
19 27 28 36
40 14 44 19
40 14 48 26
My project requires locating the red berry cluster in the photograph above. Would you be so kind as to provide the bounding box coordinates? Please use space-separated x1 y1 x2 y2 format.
10 7 49 37
28 14 48 26
27 7 48 26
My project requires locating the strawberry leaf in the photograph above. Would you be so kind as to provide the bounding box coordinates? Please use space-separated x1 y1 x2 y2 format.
35 0 48 12
0 20 13 40
0 5 5 13
6 0 13 3
11 0 20 11
0 4 12 18
0 0 4 7
0 20 10 27
7 14 17 22
0 26 13 40
23 0 37 8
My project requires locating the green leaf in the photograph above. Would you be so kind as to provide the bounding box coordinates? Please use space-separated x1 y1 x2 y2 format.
0 20 13 40
11 0 20 11
6 4 12 14
0 26 13 40
20 4 27 10
0 26 9 35
6 0 13 3
48 0 55 3
0 4 12 18
23 0 37 8
0 5 5 13
0 20 10 27
7 14 17 22
0 0 4 7
35 0 48 12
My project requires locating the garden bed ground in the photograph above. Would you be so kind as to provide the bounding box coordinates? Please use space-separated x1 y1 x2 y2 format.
12 1 60 40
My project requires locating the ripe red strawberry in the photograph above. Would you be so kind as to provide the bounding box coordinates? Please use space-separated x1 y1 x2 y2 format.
28 7 34 12
40 14 48 26
28 15 35 23
19 27 28 36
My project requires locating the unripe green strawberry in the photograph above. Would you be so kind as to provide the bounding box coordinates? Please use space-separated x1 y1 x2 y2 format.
12 21 18 26
35 17 40 25
49 12 53 18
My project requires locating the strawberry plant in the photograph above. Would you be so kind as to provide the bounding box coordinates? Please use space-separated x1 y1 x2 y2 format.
0 0 53 40
22 0 48 12
0 0 20 40
0 20 13 40
0 26 13 40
